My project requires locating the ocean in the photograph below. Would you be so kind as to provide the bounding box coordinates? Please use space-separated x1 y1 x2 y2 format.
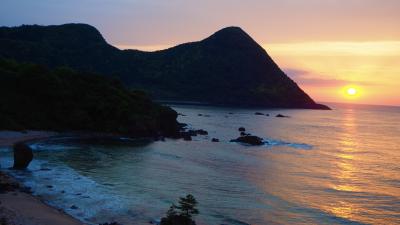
1 103 399 225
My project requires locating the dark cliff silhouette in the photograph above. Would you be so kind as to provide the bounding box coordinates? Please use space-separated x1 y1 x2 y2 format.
0 24 329 109
0 59 180 136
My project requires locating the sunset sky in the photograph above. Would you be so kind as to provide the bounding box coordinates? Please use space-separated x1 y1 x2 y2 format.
1 0 399 106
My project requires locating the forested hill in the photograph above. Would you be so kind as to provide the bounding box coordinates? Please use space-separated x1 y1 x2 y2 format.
0 59 180 136
0 23 329 109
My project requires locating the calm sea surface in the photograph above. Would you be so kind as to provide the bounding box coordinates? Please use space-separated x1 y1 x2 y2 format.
1 103 399 225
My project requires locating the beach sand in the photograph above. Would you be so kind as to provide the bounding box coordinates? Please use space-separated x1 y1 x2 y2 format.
0 131 84 225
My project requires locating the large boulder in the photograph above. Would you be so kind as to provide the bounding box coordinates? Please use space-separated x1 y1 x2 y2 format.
13 142 33 169
230 135 264 146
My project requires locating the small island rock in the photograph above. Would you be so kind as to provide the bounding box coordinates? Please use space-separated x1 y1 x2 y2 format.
230 135 264 145
13 142 33 169
276 114 290 118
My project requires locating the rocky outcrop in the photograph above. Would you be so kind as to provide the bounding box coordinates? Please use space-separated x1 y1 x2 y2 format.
13 142 33 169
230 135 264 146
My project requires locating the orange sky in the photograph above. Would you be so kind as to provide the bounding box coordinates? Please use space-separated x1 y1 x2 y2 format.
2 0 400 106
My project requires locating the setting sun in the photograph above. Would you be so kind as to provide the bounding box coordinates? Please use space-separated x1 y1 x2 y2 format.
347 88 357 96
340 85 361 100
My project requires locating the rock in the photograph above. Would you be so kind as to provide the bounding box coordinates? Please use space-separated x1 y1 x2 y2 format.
198 114 203 116
181 132 192 141
46 185 53 189
265 114 270 116
211 138 220 142
177 113 186 116
238 127 246 132
276 114 289 118
13 142 33 169
255 112 264 115
195 129 208 135
230 135 264 145
70 205 78 209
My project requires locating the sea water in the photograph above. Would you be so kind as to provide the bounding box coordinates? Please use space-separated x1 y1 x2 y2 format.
1 103 399 225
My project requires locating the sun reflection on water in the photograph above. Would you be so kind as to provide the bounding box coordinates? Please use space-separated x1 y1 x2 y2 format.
327 109 360 219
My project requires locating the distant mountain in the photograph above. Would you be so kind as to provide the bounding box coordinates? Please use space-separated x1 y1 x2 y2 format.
0 23 329 109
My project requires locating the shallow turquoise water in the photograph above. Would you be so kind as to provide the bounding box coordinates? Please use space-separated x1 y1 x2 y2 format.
1 103 400 225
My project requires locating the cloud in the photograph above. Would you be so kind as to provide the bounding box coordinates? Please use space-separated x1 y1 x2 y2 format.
284 68 372 87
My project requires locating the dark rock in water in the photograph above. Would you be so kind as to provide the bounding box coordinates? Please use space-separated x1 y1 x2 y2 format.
70 205 78 209
182 129 208 137
211 138 220 142
230 135 264 145
276 114 290 118
228 112 234 114
255 112 264 115
178 113 186 116
265 114 270 116
196 129 208 135
238 127 246 132
181 132 192 141
13 142 33 169
198 114 203 116
46 185 53 189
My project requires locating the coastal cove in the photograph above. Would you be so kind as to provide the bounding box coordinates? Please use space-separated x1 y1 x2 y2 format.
1 103 399 225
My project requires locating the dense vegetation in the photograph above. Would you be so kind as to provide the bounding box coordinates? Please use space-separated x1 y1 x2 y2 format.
0 59 180 136
161 194 199 225
0 24 329 109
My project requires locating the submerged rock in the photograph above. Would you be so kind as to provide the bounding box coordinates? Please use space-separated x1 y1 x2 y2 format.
276 114 290 118
13 142 33 169
255 112 264 115
230 135 264 145
238 127 246 132
211 138 220 142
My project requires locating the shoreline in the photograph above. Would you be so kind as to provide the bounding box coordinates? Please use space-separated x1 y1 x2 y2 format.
0 130 85 225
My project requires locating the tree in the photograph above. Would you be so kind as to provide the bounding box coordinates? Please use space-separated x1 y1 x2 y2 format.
176 194 199 218
160 194 199 225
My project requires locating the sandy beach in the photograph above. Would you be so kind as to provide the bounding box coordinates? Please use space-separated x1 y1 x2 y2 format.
0 131 84 225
